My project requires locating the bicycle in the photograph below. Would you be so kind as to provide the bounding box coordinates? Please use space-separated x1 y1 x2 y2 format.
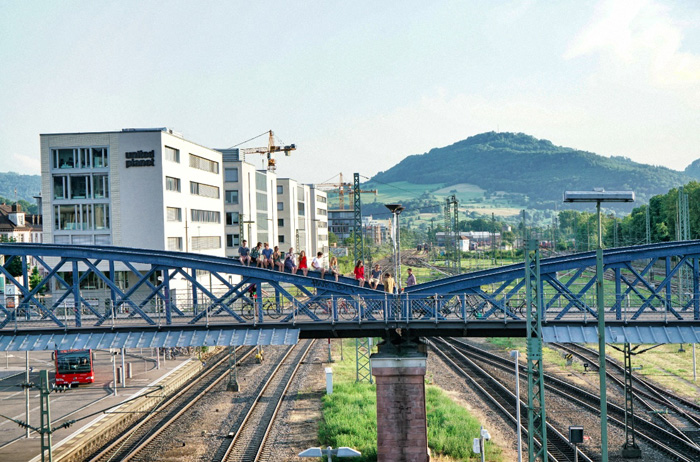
313 298 358 320
240 299 274 320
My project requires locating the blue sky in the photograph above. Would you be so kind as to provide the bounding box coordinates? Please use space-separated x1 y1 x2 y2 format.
1 0 698 184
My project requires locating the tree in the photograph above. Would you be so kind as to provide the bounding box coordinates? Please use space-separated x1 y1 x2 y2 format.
1 236 22 278
328 231 338 245
29 266 46 294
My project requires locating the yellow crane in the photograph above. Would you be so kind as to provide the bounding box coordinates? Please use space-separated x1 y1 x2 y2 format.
316 173 377 210
237 130 296 172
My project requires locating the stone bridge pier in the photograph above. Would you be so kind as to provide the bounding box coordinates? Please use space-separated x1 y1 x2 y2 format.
371 335 429 462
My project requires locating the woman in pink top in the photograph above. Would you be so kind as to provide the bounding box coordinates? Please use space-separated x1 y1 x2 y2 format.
298 250 308 276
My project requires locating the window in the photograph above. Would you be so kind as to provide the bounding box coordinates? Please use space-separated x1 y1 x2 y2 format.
53 176 67 199
278 218 284 227
167 237 183 251
317 208 327 216
53 148 75 169
191 209 221 223
318 221 328 228
256 192 268 211
255 171 266 191
226 234 240 247
92 147 108 168
225 190 239 204
165 146 180 163
167 207 182 222
279 235 285 243
166 176 181 192
95 204 110 230
190 181 220 198
226 212 239 226
192 236 221 250
277 202 284 211
93 174 109 198
298 202 305 216
317 195 326 203
53 204 109 230
277 185 283 194
189 154 219 173
224 168 238 182
70 175 91 199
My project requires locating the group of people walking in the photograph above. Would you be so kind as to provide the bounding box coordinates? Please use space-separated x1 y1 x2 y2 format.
238 240 417 291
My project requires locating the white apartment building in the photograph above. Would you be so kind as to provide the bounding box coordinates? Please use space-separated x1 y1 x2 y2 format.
276 180 328 256
41 128 225 256
220 149 279 257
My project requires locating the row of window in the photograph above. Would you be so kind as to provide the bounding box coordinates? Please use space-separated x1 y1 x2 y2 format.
191 209 220 223
189 154 219 174
54 234 112 245
53 174 109 200
190 181 220 199
52 147 108 170
54 204 110 231
167 236 222 251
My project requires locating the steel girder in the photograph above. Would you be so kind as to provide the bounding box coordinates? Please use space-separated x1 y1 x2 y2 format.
405 240 700 322
3 241 700 332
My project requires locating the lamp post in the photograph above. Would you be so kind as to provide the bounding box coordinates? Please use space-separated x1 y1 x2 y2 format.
510 350 522 462
299 446 361 462
564 189 634 462
385 204 404 291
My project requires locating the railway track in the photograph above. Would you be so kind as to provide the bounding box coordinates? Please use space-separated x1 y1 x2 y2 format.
86 346 256 462
442 338 700 461
216 339 315 462
551 342 700 444
430 337 594 462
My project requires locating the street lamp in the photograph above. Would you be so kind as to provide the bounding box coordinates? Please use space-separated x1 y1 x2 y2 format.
564 189 634 462
299 446 361 462
510 350 522 462
385 204 404 291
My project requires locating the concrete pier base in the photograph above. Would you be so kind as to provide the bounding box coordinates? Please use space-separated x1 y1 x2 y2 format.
371 338 429 462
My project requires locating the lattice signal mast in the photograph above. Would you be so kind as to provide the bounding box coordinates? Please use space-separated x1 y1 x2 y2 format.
238 130 296 172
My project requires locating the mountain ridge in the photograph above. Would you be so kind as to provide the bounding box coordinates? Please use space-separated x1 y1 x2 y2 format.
369 132 698 209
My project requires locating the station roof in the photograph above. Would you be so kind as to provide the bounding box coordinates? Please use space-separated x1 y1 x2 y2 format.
543 325 700 344
0 328 299 351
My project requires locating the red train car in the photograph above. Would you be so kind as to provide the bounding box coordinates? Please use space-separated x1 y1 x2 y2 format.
54 349 95 385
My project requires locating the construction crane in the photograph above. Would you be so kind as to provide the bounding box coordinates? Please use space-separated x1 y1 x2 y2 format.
316 173 377 210
237 130 296 172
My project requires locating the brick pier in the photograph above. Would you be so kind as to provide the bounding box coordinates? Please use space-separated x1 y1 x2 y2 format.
371 339 429 462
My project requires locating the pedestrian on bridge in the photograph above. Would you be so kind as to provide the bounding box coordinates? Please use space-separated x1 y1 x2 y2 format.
262 242 273 268
284 248 297 273
251 242 263 267
298 250 308 276
382 272 395 294
329 256 339 281
369 264 381 289
406 268 416 287
311 252 326 279
354 260 365 287
238 240 251 266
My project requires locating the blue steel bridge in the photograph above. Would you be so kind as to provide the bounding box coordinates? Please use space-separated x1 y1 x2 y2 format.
0 242 699 350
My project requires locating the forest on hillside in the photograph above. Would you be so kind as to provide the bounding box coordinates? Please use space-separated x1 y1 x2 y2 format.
370 132 696 210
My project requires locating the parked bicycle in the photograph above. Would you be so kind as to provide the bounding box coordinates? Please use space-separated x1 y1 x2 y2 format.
313 297 358 320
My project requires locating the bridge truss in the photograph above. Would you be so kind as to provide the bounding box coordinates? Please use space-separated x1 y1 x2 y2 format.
0 242 699 345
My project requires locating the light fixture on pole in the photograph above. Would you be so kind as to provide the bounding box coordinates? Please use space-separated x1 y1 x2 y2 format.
510 350 523 462
385 204 404 291
299 446 361 462
564 189 634 462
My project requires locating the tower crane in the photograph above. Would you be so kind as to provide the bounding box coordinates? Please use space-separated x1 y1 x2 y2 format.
316 173 377 210
237 130 296 172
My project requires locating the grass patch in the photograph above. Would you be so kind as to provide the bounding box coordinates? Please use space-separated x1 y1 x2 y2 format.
319 339 505 461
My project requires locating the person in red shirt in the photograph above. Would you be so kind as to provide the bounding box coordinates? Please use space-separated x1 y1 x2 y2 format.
298 250 308 276
354 260 365 287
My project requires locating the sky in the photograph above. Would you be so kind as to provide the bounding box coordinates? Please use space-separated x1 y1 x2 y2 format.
0 0 698 184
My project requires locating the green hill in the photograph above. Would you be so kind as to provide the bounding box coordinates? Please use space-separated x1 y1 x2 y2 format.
0 172 41 203
368 132 695 210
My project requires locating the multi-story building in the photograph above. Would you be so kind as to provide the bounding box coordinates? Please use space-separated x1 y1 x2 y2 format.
328 208 354 242
310 186 328 254
41 128 225 256
0 204 43 243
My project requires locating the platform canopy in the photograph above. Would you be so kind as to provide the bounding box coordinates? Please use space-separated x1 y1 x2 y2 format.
0 328 299 351
543 325 700 344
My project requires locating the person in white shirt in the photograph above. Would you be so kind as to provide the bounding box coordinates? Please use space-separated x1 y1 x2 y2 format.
311 251 326 279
